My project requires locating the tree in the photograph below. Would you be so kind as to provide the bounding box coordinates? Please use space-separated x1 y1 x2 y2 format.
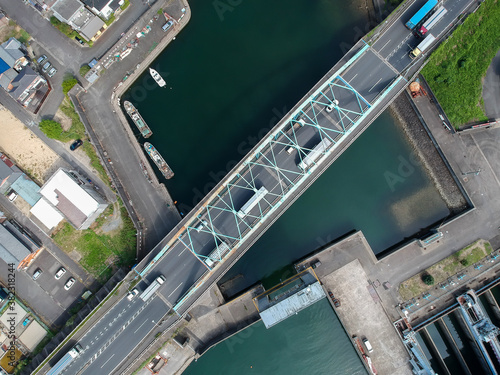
421 273 434 286
79 65 91 77
62 77 78 95
39 120 64 140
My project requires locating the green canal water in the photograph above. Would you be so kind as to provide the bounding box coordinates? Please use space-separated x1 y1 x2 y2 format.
124 0 451 373
183 299 367 375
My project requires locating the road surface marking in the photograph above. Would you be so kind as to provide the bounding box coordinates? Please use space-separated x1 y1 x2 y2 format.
368 78 383 92
178 248 186 256
134 320 149 334
168 282 183 298
379 39 392 52
101 354 115 368
348 73 358 83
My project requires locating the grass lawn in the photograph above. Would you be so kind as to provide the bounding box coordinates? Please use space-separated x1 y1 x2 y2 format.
421 0 500 128
399 239 493 300
52 201 136 283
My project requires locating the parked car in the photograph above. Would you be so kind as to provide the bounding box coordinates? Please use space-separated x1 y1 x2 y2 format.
75 36 85 45
363 338 373 353
7 190 17 202
48 67 57 77
126 288 139 301
64 277 76 290
42 61 51 72
55 267 66 280
36 54 47 64
32 268 43 280
70 139 83 151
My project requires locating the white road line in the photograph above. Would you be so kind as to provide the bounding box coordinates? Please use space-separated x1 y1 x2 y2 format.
178 248 186 256
133 320 149 334
349 73 358 83
368 78 383 92
168 282 183 298
379 39 392 52
101 354 115 368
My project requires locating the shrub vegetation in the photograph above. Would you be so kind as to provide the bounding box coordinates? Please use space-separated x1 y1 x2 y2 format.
421 0 500 128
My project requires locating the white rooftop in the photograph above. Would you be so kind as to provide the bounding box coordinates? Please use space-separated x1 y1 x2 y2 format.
40 169 100 228
30 198 64 230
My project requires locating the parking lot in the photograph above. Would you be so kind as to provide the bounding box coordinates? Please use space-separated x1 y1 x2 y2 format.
0 248 88 328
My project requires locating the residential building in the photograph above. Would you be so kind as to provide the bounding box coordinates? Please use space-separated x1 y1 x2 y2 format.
7 66 47 107
51 0 85 24
0 154 23 194
82 0 123 20
10 173 42 206
0 38 48 110
0 221 41 270
0 38 28 71
51 0 106 41
31 168 108 230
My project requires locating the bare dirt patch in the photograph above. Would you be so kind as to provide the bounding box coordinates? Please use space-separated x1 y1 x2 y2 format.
0 107 60 184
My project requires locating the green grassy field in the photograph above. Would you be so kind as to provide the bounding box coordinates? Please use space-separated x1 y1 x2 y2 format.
421 0 500 128
53 202 136 283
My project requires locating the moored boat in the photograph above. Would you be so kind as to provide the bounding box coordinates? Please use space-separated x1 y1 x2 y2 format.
124 101 152 138
144 142 174 179
149 67 166 87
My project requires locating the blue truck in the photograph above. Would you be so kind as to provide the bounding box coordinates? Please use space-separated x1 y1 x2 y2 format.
405 0 439 30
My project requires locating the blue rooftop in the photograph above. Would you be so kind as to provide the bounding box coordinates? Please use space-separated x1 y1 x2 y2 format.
0 58 9 75
10 174 41 206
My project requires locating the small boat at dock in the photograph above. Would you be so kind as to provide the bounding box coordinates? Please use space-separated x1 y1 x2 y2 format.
124 101 152 138
144 142 174 179
149 67 166 87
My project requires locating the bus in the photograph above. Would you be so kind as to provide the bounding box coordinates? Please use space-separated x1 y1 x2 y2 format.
204 242 230 268
237 186 268 218
297 138 332 171
405 0 438 30
418 6 447 36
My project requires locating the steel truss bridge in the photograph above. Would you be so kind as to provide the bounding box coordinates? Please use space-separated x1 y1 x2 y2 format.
139 40 407 312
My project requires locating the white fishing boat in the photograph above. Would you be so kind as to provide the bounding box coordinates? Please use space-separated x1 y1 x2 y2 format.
149 67 166 87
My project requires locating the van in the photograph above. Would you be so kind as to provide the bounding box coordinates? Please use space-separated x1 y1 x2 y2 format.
32 268 43 280
286 146 294 154
195 220 208 232
127 288 139 300
8 191 17 202
363 338 373 353
162 20 173 32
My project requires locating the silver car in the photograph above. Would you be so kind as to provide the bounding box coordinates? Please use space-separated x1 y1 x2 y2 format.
42 61 51 72
48 67 57 77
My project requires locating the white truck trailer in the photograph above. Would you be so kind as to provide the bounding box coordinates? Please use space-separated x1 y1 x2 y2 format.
297 138 332 171
204 242 231 268
418 6 447 36
46 344 83 375
237 186 268 219
139 275 165 301
410 34 436 59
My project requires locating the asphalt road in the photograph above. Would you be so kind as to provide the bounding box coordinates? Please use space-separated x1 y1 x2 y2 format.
483 50 500 120
53 1 486 373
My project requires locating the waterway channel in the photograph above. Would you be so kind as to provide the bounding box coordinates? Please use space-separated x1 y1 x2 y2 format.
124 0 453 372
183 299 367 375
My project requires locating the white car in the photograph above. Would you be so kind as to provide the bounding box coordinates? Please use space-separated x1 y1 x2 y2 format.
55 267 66 280
64 277 76 290
126 288 139 300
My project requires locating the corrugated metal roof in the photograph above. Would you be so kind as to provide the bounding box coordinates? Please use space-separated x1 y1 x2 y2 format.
259 281 326 329
0 224 31 267
10 174 41 206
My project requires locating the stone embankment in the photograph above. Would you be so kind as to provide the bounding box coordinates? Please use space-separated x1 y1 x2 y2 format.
389 94 468 214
